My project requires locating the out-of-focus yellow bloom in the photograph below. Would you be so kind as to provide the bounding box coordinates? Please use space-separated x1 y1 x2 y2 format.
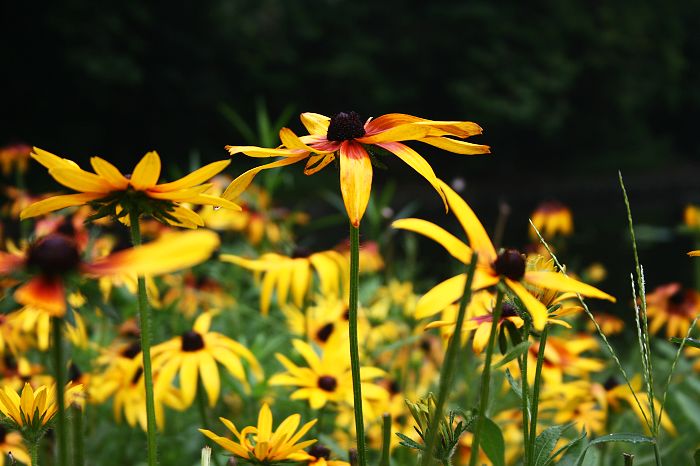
306 445 351 466
0 382 82 429
0 356 48 393
337 239 385 273
646 283 699 338
281 294 352 348
393 180 614 330
0 143 31 175
684 204 700 229
199 403 317 463
221 248 348 315
539 380 606 435
586 312 624 336
0 426 31 465
20 148 239 228
269 334 387 412
529 201 573 240
583 262 608 283
162 272 233 318
152 312 263 407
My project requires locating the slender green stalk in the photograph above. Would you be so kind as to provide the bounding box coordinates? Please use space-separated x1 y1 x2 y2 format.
379 413 392 466
72 406 84 466
129 211 158 466
527 325 549 457
348 224 367 466
421 255 479 466
624 453 634 466
51 317 67 466
468 287 504 466
519 323 531 465
29 441 40 466
196 378 221 466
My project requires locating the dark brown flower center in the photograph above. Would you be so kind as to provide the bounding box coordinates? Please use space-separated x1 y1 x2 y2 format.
317 375 338 392
669 289 686 306
68 363 82 382
0 426 6 444
326 111 366 142
493 249 526 281
121 342 142 359
603 376 620 391
131 367 144 385
316 323 334 343
291 246 312 259
309 444 331 459
181 330 205 352
27 234 81 276
501 303 518 317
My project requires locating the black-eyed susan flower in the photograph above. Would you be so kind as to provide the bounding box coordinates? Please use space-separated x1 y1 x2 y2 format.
0 230 219 316
20 148 239 228
223 112 490 226
306 445 351 466
220 248 348 315
645 282 700 338
152 312 263 407
392 179 615 330
269 334 387 411
539 380 607 435
529 201 573 240
586 312 624 336
0 383 82 431
199 403 317 463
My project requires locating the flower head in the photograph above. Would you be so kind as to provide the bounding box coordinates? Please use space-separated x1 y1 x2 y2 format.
223 112 490 226
529 201 573 240
0 383 82 431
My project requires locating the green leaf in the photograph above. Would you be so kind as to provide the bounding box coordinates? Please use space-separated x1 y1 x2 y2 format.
396 432 424 451
575 433 655 466
694 448 700 466
670 337 700 349
494 341 532 369
504 368 522 399
533 424 571 466
480 417 505 466
543 429 587 466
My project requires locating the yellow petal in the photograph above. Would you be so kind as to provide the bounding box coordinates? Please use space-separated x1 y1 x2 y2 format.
151 160 231 192
280 128 332 153
31 147 80 170
524 271 616 302
167 205 205 229
300 113 331 135
20 193 105 219
291 259 311 307
198 352 220 407
221 155 307 201
339 141 372 227
377 141 447 210
179 354 199 407
226 145 307 158
392 218 471 263
130 151 161 190
291 339 322 374
188 194 242 211
304 153 336 175
257 403 273 442
357 124 431 144
689 250 700 257
419 136 491 155
90 157 129 189
82 230 219 276
438 179 497 263
48 168 112 193
416 274 467 319
506 279 548 330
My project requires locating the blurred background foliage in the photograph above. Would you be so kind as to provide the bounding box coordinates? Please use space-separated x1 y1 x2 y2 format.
2 0 700 284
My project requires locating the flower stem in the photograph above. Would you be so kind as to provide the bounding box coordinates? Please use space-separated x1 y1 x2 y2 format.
51 317 67 466
29 440 40 466
528 324 549 457
421 255 479 466
348 223 367 466
468 287 504 466
519 322 531 465
196 378 221 466
72 406 84 466
379 413 392 466
129 211 158 466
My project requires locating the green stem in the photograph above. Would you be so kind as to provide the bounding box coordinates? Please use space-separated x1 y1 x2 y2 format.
520 323 531 465
129 211 158 466
196 378 221 466
421 255 479 466
51 317 67 466
653 443 662 466
624 452 635 466
29 441 40 466
468 287 504 466
72 406 84 466
528 325 549 456
379 413 391 466
349 224 367 466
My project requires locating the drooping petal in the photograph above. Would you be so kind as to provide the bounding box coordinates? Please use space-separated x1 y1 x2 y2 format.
415 272 499 319
130 151 161 190
304 153 336 175
82 230 219 277
377 141 447 210
20 193 104 220
226 145 307 158
48 168 113 194
166 205 205 229
505 279 548 330
31 147 81 170
419 136 491 155
365 114 484 138
14 276 66 316
339 141 372 227
300 113 331 135
392 218 471 263
90 157 129 189
438 179 497 263
290 259 311 308
524 271 616 302
279 128 333 154
151 160 231 192
689 250 700 257
221 155 308 201
179 354 199 407
187 194 242 210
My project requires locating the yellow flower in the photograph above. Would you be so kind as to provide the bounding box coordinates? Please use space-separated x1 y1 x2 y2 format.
586 312 624 336
393 179 615 330
0 382 82 430
645 282 700 338
223 112 490 226
539 380 606 435
684 204 700 229
199 403 317 463
20 148 239 228
529 201 573 240
0 143 31 175
0 426 31 465
220 248 348 315
152 312 262 408
269 334 387 411
306 445 350 466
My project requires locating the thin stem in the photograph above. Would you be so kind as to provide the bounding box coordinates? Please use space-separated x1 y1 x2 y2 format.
348 224 367 466
520 323 531 465
51 317 67 466
379 413 392 466
72 406 84 466
468 287 504 466
29 441 40 466
624 452 635 466
421 255 479 466
196 378 221 466
528 325 549 456
653 443 662 466
129 211 158 466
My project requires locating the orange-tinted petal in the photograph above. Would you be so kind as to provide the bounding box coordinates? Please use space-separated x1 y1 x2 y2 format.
689 250 700 257
304 153 336 175
130 151 161 190
357 124 432 144
391 218 471 263
419 136 491 155
339 141 372 227
14 276 66 316
300 113 331 135
226 145 307 158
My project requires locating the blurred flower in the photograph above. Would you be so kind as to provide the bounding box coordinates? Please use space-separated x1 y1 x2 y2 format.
20 148 239 228
152 312 263 407
220 248 348 315
393 180 615 330
529 201 573 240
161 272 234 318
0 144 31 176
0 426 30 465
306 445 350 466
684 204 700 229
337 240 384 273
199 403 317 463
539 380 606 435
646 283 700 338
223 112 490 226
586 312 624 336
583 262 607 283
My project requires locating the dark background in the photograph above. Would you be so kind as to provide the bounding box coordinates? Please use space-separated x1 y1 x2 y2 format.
2 0 700 291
